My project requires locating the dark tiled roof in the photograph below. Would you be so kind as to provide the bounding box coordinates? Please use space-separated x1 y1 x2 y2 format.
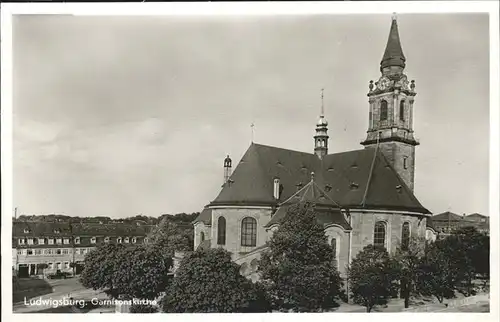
266 205 351 231
12 221 154 238
209 143 429 214
193 208 212 225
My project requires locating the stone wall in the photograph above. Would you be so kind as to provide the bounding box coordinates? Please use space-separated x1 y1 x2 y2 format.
350 211 426 259
211 207 273 255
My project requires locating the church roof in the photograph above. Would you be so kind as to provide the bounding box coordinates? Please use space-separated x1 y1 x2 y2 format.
199 143 429 220
380 17 406 70
266 205 351 231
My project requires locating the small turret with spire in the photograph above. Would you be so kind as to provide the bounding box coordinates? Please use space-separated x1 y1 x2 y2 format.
314 88 329 159
223 155 232 184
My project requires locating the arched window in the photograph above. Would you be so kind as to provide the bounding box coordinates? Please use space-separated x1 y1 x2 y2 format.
241 217 257 247
380 100 388 121
374 221 386 248
200 232 205 242
401 222 410 250
217 216 226 245
399 100 405 121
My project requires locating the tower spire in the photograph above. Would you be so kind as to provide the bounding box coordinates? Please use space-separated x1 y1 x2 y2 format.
314 88 329 158
380 14 406 72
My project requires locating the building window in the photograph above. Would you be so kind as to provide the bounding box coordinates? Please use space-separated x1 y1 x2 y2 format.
217 216 226 245
74 237 80 244
380 100 388 121
104 237 110 243
90 237 96 244
241 217 257 247
124 237 129 243
56 262 62 270
48 238 54 245
144 237 149 244
38 238 45 245
27 249 33 255
35 249 42 255
400 100 405 121
331 238 338 269
24 228 30 233
117 237 122 243
64 262 69 269
63 238 70 245
17 249 24 255
18 238 25 245
401 222 411 250
132 237 137 244
56 238 62 244
48 263 53 269
403 157 408 169
27 238 34 245
62 249 69 255
200 232 205 242
374 221 387 249
56 249 62 255
45 249 52 255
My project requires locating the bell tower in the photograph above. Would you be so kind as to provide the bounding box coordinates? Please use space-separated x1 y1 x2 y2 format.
314 89 329 159
361 15 419 192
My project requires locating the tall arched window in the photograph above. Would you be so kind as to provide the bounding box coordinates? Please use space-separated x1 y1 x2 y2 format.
380 100 388 121
374 221 386 248
241 217 257 247
401 222 410 250
399 100 405 121
217 216 226 245
331 238 338 268
200 232 205 242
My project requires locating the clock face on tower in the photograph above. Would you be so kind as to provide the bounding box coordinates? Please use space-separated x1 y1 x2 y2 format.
377 76 390 90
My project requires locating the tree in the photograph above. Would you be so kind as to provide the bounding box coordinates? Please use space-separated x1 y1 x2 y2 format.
111 245 172 300
416 240 456 303
162 248 267 313
393 237 426 308
348 245 397 312
80 243 126 297
147 218 193 254
258 202 343 312
130 304 158 313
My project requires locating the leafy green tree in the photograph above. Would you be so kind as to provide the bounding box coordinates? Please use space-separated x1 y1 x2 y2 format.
348 245 397 312
111 245 172 300
80 243 126 297
162 248 268 313
416 240 456 303
258 202 343 312
393 237 426 308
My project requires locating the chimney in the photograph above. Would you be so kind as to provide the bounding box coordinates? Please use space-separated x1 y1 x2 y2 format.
223 155 232 184
273 178 280 199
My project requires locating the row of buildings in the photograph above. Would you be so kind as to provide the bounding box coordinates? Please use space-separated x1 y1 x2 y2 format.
12 221 154 277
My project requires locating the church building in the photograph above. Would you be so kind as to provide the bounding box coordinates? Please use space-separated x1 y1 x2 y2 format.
193 17 433 281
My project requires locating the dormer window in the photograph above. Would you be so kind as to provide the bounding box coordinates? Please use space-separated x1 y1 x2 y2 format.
273 178 281 199
23 228 30 234
104 237 110 243
124 237 129 243
350 182 359 190
132 237 137 244
325 184 332 192
63 238 70 245
48 238 54 245
117 237 122 243
90 237 97 244
74 237 80 244
54 229 61 234
38 238 45 245
56 238 62 244
27 238 34 245
18 238 25 245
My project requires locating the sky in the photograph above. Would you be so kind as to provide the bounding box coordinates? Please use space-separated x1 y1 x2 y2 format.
12 13 490 218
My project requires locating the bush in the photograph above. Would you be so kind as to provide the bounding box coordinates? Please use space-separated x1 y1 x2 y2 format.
129 304 158 313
